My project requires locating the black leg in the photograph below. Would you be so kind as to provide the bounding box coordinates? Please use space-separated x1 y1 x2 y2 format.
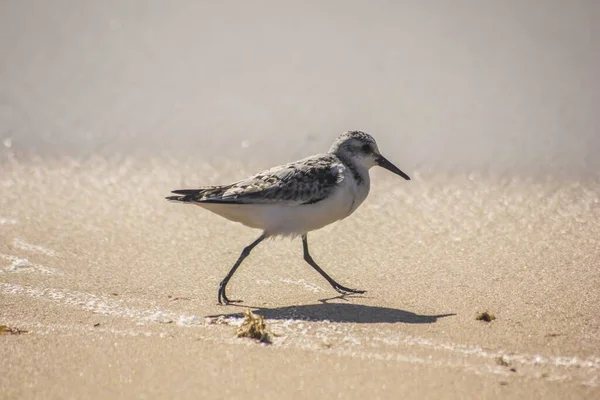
301 234 365 295
218 233 266 305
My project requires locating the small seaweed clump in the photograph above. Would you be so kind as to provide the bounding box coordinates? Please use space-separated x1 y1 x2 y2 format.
236 310 272 344
476 311 496 322
0 325 28 335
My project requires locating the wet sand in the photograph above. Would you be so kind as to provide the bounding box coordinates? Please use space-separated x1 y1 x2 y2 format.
1 156 599 399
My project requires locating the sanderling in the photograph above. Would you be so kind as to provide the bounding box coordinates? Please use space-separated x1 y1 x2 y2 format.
166 131 410 304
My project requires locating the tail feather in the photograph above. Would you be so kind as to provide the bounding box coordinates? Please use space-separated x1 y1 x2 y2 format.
166 186 232 203
165 195 190 202
165 188 204 202
170 189 203 195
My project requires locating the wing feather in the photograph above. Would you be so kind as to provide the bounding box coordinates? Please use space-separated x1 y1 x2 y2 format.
170 154 344 206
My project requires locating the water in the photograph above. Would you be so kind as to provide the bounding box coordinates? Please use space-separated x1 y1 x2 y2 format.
1 0 599 178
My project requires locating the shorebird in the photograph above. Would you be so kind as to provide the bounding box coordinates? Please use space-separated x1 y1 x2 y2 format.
166 131 410 304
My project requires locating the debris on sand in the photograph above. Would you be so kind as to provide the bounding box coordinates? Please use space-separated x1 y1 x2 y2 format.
495 356 517 372
476 311 496 322
236 310 273 344
205 315 230 325
0 325 28 335
496 356 510 367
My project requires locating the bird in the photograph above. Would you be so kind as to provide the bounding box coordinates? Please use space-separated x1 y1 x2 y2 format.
166 131 410 304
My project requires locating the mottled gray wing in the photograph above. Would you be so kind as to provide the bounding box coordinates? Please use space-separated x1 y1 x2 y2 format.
198 155 345 205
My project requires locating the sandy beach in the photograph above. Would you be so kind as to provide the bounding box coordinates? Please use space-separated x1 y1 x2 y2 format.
1 1 600 399
1 157 599 399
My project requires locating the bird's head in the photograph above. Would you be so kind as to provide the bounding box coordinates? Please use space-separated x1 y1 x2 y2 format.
329 131 410 180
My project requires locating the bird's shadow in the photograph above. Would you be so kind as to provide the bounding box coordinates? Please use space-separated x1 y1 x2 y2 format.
209 296 455 324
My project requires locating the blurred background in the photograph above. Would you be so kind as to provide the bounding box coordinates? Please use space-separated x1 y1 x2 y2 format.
1 0 599 177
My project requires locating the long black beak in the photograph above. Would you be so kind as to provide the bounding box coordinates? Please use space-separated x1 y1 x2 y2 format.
376 155 410 180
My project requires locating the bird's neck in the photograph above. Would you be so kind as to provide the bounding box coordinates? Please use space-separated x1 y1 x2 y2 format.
335 153 370 187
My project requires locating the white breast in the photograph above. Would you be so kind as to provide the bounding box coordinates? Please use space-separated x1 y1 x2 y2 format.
198 168 371 237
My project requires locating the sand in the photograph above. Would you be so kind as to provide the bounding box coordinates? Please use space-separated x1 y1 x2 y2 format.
1 156 599 399
2 1 600 398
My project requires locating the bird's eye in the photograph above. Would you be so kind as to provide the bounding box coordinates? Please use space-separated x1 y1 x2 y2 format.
361 144 371 152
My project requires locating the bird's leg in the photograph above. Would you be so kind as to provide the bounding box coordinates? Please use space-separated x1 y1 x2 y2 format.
301 234 366 295
218 233 266 305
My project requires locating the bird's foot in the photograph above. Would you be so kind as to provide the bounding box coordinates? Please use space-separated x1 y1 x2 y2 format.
319 293 364 303
333 285 366 296
218 289 243 305
218 297 243 305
